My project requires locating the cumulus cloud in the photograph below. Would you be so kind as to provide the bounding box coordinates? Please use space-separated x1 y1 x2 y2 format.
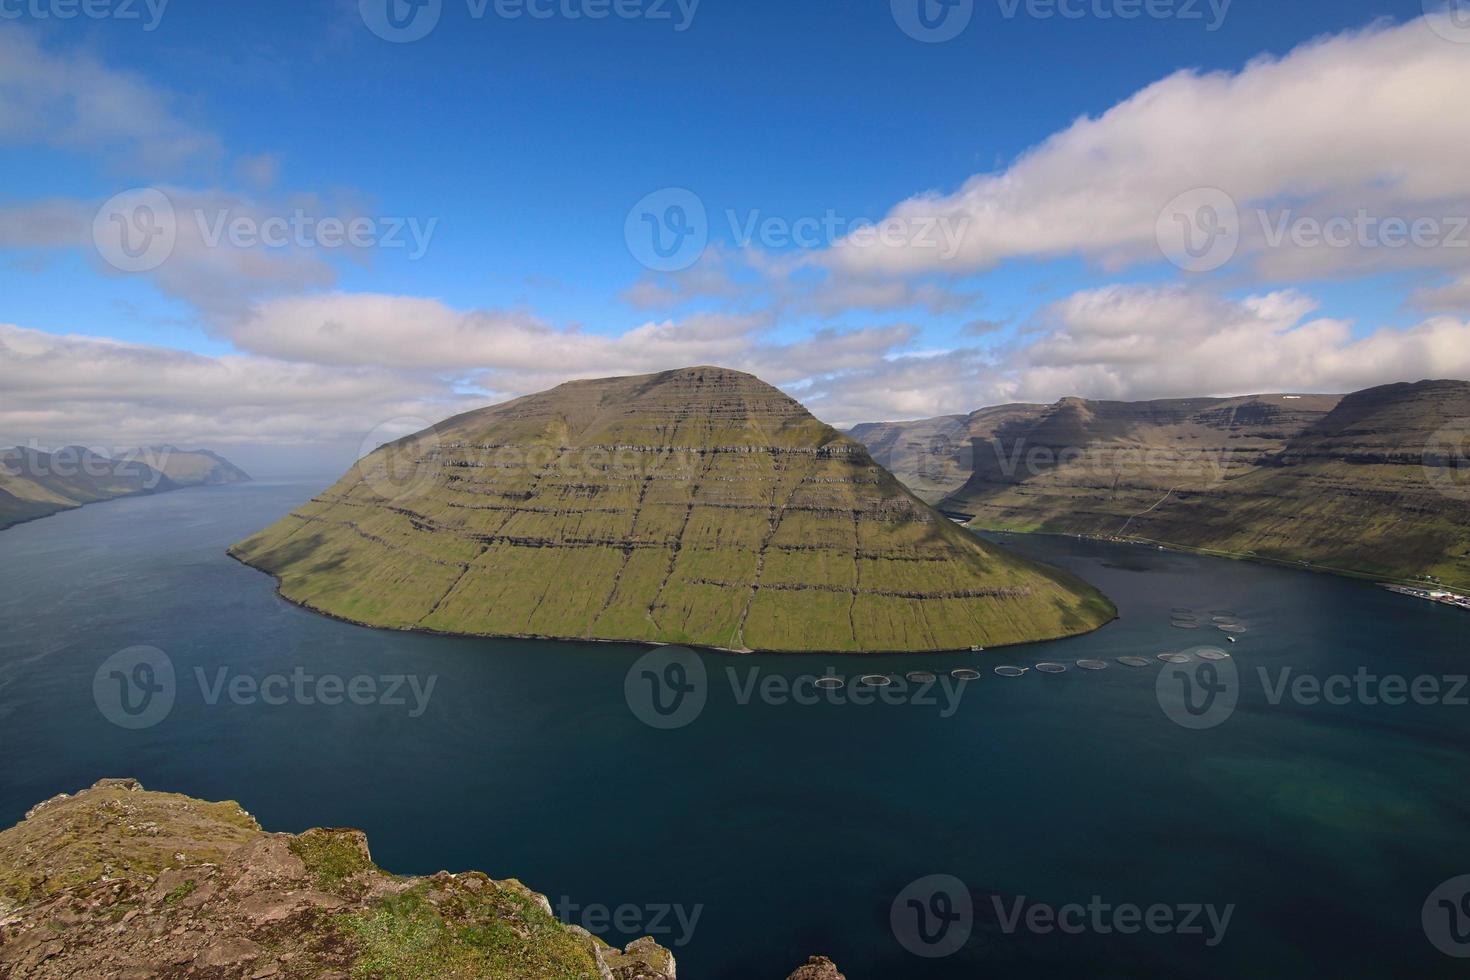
795 285 1470 425
824 16 1470 282
0 323 466 451
1414 272 1470 313
0 27 221 172
224 292 919 392
0 188 391 317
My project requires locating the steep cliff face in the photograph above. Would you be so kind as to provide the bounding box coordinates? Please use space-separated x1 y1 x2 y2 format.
0 780 843 980
231 367 1114 653
873 381 1470 589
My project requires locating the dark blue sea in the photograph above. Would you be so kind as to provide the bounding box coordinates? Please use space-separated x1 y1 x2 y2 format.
1 480 1466 977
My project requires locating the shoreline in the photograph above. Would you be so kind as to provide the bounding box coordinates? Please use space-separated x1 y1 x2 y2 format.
1378 582 1470 611
0 480 250 535
967 523 1470 596
225 548 1118 658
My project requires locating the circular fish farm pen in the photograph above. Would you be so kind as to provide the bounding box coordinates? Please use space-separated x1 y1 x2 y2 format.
994 665 1029 677
812 676 845 691
1076 659 1109 671
1196 649 1232 661
906 671 938 684
858 674 894 687
1158 653 1193 664
950 668 982 681
1035 663 1068 674
1117 656 1152 667
1210 609 1239 618
1217 624 1248 634
1171 621 1202 629
1211 615 1240 625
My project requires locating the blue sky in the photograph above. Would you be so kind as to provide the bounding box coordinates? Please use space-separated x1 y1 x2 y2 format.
2 0 1468 472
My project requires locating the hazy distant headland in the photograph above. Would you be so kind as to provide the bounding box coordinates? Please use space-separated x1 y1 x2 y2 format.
0 445 251 532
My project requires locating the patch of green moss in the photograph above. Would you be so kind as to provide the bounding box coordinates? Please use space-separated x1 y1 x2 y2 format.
339 881 599 980
289 829 375 893
163 879 197 905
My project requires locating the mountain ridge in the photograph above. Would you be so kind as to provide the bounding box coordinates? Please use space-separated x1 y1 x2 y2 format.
849 380 1470 591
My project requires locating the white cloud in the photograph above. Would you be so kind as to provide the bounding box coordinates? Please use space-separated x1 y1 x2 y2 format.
0 27 221 172
0 323 464 450
1415 272 1470 312
224 292 916 389
794 285 1470 426
826 16 1470 282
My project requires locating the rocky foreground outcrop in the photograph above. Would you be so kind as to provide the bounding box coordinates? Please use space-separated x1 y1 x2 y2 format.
0 780 840 979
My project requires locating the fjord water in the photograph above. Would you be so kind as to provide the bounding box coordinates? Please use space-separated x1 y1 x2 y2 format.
0 482 1466 978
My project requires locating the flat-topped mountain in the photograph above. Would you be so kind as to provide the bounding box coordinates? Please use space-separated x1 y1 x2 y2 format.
0 445 251 531
230 367 1114 653
851 381 1470 590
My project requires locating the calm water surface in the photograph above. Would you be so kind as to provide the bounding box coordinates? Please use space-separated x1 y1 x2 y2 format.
0 481 1466 978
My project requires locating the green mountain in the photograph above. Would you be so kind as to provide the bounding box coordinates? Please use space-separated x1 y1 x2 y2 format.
851 381 1470 591
0 445 251 531
231 366 1114 653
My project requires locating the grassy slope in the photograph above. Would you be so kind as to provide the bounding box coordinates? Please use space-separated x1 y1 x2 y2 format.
232 367 1114 653
934 381 1470 591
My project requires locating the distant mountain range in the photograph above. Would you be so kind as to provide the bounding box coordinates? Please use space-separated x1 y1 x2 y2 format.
0 446 251 531
231 366 1114 653
850 380 1470 591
